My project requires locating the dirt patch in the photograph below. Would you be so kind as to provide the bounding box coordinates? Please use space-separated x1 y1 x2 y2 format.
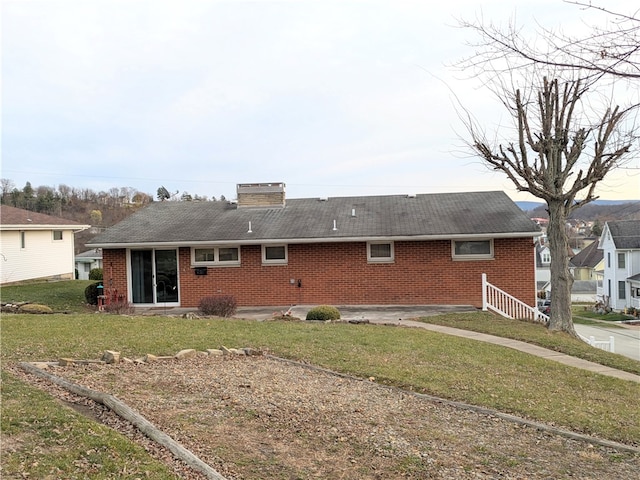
13 355 640 479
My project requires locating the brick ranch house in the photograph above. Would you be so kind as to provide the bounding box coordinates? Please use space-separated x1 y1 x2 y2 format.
87 183 541 309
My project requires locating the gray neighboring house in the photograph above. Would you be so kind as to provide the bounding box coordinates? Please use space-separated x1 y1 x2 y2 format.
75 248 103 280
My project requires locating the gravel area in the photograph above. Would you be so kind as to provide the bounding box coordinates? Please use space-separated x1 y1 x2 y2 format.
13 354 640 479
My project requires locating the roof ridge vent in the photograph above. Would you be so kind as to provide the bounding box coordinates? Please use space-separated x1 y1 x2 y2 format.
407 193 416 198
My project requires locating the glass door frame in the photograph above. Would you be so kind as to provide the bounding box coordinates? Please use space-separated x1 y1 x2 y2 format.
127 248 180 307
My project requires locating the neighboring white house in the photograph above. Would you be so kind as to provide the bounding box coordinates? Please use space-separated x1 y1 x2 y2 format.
597 220 640 310
75 248 103 280
0 205 90 285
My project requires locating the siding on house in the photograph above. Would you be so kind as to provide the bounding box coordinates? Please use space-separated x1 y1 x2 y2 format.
598 220 640 310
1 229 76 284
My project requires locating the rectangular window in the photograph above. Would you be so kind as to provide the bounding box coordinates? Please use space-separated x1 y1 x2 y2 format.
262 245 288 264
607 252 611 268
368 242 394 263
618 252 626 269
20 231 26 249
53 230 63 241
452 239 493 260
218 247 239 263
191 246 240 266
618 281 626 300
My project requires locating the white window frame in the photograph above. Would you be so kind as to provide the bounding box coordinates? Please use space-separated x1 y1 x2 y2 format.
53 230 63 241
617 252 626 269
191 246 240 266
262 244 288 265
367 241 394 263
452 239 494 261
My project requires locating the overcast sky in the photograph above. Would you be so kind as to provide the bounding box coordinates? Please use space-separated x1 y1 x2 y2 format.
2 0 639 202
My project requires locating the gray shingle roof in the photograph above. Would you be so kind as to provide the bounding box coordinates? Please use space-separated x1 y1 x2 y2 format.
88 191 541 247
569 240 603 268
606 220 640 249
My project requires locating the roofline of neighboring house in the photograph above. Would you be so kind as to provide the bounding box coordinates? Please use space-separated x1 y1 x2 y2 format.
2 224 91 231
88 231 541 249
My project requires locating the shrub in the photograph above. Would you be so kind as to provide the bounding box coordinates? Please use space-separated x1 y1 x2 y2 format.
84 282 102 305
198 295 238 317
103 301 135 315
306 305 341 321
89 268 103 280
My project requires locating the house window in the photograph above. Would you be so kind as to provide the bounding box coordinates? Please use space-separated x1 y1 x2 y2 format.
607 252 611 268
618 281 626 300
262 245 288 264
84 264 91 273
20 231 26 249
617 252 626 269
368 242 394 263
452 239 493 260
191 246 240 266
53 230 63 241
541 251 551 264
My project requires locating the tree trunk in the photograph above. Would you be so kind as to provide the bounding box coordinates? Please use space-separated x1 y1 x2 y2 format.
546 200 577 336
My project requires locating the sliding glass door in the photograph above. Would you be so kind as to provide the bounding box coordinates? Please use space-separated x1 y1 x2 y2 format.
130 249 179 305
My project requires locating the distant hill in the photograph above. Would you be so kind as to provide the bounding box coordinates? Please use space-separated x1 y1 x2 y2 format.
516 200 640 221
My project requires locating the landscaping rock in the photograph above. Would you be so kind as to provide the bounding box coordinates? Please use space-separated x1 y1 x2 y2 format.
174 349 197 359
207 349 224 356
18 303 53 314
102 350 121 364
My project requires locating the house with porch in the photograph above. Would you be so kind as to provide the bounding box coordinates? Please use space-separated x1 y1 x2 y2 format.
598 219 640 310
87 183 541 310
0 205 90 285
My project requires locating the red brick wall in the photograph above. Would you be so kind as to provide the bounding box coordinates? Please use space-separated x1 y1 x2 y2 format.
102 238 536 308
102 249 128 303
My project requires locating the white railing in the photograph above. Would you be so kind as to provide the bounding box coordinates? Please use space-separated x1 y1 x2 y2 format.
578 334 615 353
482 273 549 324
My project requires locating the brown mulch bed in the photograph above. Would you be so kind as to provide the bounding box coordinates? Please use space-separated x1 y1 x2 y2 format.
12 354 640 479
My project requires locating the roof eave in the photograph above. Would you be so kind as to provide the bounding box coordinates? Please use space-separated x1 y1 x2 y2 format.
1 224 91 231
88 231 541 249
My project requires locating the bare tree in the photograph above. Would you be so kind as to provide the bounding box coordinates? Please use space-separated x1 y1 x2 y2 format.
459 2 640 82
463 75 634 334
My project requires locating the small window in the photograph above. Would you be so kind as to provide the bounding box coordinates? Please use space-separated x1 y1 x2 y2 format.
452 239 493 260
20 231 26 249
618 252 626 269
191 246 240 266
219 247 239 263
607 252 611 268
368 242 394 263
263 245 288 264
53 230 63 241
618 281 626 300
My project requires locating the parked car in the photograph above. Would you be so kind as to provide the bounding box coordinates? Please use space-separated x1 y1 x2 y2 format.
537 299 551 315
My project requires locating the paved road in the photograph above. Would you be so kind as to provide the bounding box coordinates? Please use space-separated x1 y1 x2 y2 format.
574 323 640 362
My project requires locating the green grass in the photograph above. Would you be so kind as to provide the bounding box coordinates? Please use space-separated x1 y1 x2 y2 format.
1 280 95 313
571 306 636 323
2 281 640 478
1 369 180 479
